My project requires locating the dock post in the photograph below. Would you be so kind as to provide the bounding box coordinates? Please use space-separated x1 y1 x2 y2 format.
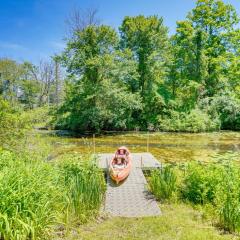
147 131 149 152
106 157 108 169
93 134 96 155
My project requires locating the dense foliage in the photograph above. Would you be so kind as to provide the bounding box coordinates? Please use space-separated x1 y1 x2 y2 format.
0 97 29 149
1 0 240 238
0 0 239 132
53 25 141 131
52 0 240 132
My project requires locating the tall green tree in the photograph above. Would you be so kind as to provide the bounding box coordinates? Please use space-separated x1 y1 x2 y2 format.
0 59 24 106
120 15 170 127
172 0 239 97
19 62 41 109
120 15 170 96
53 2 240 132
165 0 240 130
190 0 239 96
55 25 141 132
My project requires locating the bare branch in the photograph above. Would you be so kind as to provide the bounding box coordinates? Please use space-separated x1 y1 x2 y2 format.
65 7 100 37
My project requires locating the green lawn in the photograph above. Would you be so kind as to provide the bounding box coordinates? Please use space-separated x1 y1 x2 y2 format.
56 203 237 240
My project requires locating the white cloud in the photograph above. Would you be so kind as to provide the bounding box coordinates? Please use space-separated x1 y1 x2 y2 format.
49 41 65 50
0 41 26 51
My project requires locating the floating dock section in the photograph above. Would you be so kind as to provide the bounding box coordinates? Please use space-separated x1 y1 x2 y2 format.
98 153 161 217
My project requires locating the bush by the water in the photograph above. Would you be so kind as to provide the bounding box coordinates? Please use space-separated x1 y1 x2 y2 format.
0 150 105 240
209 93 240 131
158 108 221 133
149 154 240 233
0 98 29 150
181 162 223 204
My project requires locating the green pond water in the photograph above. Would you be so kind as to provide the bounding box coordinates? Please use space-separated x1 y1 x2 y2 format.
42 131 240 163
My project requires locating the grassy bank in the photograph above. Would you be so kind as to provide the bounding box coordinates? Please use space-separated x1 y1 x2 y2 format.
55 203 236 240
50 154 240 240
148 155 240 235
1 105 239 239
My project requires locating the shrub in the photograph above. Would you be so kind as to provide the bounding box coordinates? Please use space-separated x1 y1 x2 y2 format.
0 98 29 149
180 158 240 233
149 166 177 201
21 106 51 128
149 154 240 234
158 108 220 133
181 162 223 204
209 92 240 130
184 108 220 132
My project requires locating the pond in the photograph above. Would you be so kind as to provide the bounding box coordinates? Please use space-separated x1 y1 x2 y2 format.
42 131 240 163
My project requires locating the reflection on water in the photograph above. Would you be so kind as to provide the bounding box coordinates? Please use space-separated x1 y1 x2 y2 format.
43 131 240 163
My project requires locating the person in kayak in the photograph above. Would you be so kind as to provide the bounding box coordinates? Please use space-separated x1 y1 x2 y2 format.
113 156 127 168
109 146 132 184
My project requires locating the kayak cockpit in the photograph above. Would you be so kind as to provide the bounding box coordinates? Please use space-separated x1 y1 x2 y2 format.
109 146 132 184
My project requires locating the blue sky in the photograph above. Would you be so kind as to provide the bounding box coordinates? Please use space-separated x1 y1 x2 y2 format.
0 0 239 64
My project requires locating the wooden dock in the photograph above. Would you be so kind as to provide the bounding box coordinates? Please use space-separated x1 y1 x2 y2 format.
98 153 161 217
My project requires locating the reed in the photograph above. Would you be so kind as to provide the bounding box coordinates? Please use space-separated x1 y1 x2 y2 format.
0 157 60 239
215 164 240 233
0 150 106 239
149 166 177 201
217 190 240 233
61 159 106 220
148 155 240 234
181 162 223 204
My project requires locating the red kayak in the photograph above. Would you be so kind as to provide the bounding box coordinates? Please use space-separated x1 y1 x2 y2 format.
109 146 132 184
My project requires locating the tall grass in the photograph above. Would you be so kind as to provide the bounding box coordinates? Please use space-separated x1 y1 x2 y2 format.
149 166 177 201
60 159 106 221
215 164 240 233
0 150 106 240
0 153 60 239
217 189 240 233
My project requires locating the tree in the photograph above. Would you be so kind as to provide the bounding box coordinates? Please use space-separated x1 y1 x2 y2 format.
54 60 60 106
51 58 64 106
119 15 170 127
53 2 240 132
55 25 141 132
120 15 170 96
0 58 24 106
19 62 41 109
164 0 240 131
26 61 55 106
0 59 60 109
172 0 239 97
